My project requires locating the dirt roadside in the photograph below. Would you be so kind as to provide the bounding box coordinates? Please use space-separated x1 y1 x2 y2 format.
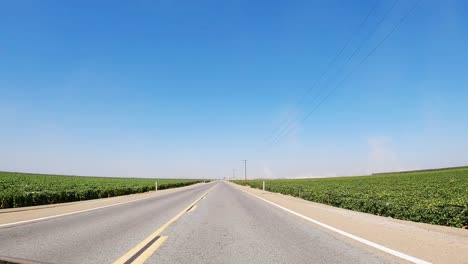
0 182 208 226
230 182 468 264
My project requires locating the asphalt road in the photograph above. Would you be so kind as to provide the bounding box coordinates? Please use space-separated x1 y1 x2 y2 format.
0 181 395 264
0 183 214 264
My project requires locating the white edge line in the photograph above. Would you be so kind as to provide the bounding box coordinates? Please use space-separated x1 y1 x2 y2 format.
0 183 212 229
236 186 431 264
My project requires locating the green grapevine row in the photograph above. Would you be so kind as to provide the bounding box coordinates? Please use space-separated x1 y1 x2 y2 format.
233 168 468 228
0 172 204 208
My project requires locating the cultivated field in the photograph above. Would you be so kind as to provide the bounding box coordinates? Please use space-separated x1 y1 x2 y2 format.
0 171 204 209
233 167 468 227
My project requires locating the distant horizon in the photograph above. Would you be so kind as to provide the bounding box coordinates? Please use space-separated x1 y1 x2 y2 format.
3 163 467 180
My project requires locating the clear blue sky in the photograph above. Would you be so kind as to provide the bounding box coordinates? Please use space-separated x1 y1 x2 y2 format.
1 0 467 179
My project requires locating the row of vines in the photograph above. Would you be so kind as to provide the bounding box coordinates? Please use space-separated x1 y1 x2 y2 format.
0 172 204 208
233 168 468 228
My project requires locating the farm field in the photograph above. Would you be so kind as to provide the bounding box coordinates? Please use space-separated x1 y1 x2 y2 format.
233 167 468 228
0 171 204 209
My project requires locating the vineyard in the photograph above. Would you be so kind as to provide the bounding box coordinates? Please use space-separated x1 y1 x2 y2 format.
233 167 468 228
0 171 204 209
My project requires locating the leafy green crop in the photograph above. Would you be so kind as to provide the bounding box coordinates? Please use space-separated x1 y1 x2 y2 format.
233 168 468 228
0 172 204 208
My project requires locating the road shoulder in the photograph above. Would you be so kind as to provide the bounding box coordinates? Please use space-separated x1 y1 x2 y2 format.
0 182 209 226
229 181 468 264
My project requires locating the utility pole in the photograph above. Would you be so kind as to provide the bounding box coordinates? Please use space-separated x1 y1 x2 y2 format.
232 169 236 180
242 160 247 180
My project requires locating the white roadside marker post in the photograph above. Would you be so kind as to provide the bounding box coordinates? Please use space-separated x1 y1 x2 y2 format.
263 181 265 191
155 181 158 192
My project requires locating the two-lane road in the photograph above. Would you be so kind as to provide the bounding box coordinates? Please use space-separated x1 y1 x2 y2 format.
0 181 396 264
149 181 393 264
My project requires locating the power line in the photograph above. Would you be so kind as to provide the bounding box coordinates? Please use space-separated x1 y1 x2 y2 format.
272 0 422 145
266 1 379 145
270 0 402 146
270 0 400 146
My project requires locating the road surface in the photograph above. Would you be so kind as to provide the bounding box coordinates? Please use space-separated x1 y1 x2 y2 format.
1 181 398 264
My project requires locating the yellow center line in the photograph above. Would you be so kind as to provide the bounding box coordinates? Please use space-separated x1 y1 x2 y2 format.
187 205 198 213
130 236 168 264
113 187 213 264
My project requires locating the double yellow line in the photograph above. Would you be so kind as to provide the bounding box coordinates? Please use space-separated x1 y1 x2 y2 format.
113 188 212 264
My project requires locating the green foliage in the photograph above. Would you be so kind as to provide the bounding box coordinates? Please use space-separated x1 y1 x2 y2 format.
0 172 204 209
233 168 468 228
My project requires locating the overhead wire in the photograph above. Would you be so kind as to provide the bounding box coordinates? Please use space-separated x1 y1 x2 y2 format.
269 0 403 147
270 0 422 146
265 1 379 144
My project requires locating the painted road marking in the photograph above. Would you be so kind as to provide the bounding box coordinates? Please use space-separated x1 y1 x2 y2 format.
113 187 213 264
124 236 168 264
187 205 198 213
0 183 212 229
235 186 431 264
